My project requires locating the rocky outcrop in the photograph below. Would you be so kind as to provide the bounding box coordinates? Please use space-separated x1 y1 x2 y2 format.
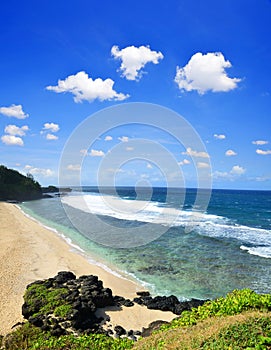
133 292 206 315
22 271 207 339
22 271 114 336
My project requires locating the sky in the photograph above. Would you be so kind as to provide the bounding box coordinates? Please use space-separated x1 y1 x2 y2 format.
0 0 270 190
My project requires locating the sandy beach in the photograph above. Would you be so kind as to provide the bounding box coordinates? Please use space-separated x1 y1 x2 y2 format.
0 202 175 336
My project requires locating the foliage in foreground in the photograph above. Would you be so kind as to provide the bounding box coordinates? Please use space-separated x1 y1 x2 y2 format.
160 289 271 330
134 312 271 350
2 289 271 350
134 289 271 349
202 314 271 350
3 322 134 350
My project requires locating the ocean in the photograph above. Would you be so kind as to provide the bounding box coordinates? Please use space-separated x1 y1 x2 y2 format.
20 187 271 301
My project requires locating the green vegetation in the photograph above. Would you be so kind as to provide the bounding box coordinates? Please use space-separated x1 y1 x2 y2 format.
134 312 271 350
2 289 271 349
24 283 70 317
0 165 42 201
202 314 271 349
3 323 134 350
160 289 271 330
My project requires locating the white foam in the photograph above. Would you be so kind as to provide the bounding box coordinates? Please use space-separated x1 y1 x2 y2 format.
17 204 137 282
62 193 271 257
62 193 223 228
240 245 271 259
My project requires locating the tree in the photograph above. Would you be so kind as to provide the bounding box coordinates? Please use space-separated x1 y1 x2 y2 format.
0 165 42 201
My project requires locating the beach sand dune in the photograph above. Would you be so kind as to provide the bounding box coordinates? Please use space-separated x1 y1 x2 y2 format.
0 202 175 335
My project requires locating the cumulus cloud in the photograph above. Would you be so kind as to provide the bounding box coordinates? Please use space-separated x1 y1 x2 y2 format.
147 163 153 169
46 133 58 140
41 122 59 140
105 135 113 141
118 136 129 142
182 147 209 158
46 71 129 103
67 164 81 171
4 124 29 136
214 133 226 140
1 134 24 146
252 140 269 145
43 122 60 133
197 162 210 169
230 165 246 175
256 149 271 155
0 104 29 119
175 52 241 94
225 149 237 156
90 149 105 157
25 165 54 177
213 165 246 180
179 159 190 166
111 45 164 80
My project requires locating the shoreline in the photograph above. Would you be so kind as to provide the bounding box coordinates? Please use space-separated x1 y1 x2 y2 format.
0 202 176 336
17 203 139 284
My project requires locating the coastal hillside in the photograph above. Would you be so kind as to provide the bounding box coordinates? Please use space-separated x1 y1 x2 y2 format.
2 274 271 349
0 165 42 201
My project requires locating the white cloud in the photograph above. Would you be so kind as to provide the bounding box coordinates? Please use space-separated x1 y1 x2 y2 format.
111 45 164 80
147 163 153 169
225 149 237 156
105 135 113 141
67 164 81 171
230 165 246 175
4 124 29 136
179 159 190 166
214 133 226 140
43 122 60 133
256 149 271 155
46 133 58 140
90 149 105 157
126 146 134 151
213 165 246 180
175 52 241 94
25 165 54 177
212 170 229 179
46 71 129 103
0 104 29 119
252 140 269 145
118 136 129 142
1 134 24 146
182 147 209 158
197 162 210 169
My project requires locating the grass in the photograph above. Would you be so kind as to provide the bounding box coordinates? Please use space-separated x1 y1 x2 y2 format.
24 283 71 317
133 311 271 349
3 323 134 350
2 288 271 349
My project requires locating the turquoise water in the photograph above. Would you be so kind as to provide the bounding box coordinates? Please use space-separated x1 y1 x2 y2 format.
21 187 271 300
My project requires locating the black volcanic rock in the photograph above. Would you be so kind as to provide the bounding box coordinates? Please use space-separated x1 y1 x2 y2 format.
22 271 115 335
133 294 206 315
142 320 169 337
55 271 76 284
114 325 126 337
136 291 150 297
22 271 208 339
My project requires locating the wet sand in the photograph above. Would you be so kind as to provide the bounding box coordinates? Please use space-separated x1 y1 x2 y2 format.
0 202 175 335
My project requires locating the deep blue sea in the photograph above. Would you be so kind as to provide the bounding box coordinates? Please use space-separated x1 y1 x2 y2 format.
20 187 271 301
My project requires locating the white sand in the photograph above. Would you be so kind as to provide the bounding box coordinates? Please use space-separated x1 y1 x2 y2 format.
0 202 175 335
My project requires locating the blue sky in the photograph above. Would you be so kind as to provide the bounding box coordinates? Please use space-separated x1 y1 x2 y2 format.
0 0 270 189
